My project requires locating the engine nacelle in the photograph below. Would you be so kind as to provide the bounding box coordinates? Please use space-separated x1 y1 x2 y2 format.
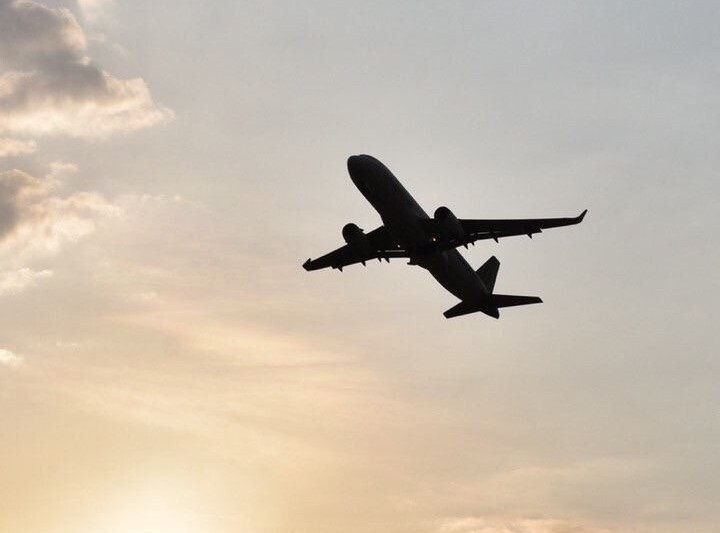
434 206 464 241
342 223 371 251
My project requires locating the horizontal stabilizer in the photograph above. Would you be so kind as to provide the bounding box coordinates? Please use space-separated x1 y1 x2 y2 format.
443 294 542 319
490 294 543 308
443 301 499 319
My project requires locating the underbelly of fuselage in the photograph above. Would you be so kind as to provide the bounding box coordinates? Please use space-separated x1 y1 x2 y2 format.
381 209 487 302
424 249 487 302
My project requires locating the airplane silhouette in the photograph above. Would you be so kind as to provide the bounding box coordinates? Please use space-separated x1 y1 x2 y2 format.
303 155 586 318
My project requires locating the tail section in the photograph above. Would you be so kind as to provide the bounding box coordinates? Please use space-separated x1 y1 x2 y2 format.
443 256 543 319
443 294 541 319
476 255 499 292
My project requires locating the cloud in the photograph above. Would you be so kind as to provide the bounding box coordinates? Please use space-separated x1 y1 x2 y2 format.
0 347 23 367
0 137 36 158
0 0 173 139
0 165 120 265
0 267 53 295
55 339 80 349
436 517 612 533
46 160 79 181
78 0 113 24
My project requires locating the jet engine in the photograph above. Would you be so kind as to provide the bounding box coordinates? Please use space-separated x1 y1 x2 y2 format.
434 206 464 241
342 223 372 254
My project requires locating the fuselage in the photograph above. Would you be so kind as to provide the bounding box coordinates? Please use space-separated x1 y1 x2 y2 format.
347 154 490 303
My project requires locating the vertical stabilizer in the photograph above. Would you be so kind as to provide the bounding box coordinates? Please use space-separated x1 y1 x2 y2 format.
476 256 500 293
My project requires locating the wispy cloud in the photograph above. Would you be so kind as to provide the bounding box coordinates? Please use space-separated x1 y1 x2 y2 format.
0 267 52 295
0 1 172 300
436 517 612 533
0 0 173 139
0 166 120 258
0 347 23 367
0 164 119 296
78 0 114 24
0 137 36 158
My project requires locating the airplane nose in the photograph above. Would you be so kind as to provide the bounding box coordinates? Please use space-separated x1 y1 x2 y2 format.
347 154 377 179
347 155 375 195
347 155 362 176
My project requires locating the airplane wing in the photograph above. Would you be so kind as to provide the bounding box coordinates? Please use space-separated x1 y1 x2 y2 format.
460 209 587 242
303 226 409 271
459 209 587 243
427 209 587 249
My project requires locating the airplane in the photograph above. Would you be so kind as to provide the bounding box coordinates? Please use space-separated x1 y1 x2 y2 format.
302 154 586 319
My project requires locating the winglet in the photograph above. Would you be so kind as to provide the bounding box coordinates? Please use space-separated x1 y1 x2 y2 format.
577 209 588 223
302 258 313 271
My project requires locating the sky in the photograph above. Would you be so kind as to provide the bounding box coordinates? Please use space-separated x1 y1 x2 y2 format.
0 1 719 532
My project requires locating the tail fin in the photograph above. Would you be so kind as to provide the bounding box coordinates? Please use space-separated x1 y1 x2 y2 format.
476 255 499 292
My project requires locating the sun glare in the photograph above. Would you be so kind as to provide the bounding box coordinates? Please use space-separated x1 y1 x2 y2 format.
94 482 208 533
